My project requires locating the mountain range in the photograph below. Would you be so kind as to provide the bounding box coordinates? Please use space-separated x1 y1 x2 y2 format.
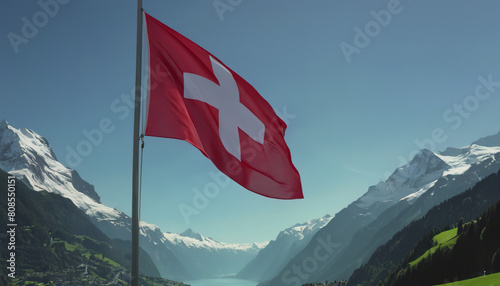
0 120 329 282
0 120 269 281
238 214 332 282
348 168 500 285
2 119 500 285
259 130 500 285
0 168 188 285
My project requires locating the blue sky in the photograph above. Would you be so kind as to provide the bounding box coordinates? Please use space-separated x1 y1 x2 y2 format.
2 1 500 244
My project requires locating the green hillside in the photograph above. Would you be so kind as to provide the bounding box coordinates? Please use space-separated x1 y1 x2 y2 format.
348 169 500 286
382 200 500 286
0 169 187 286
408 228 458 267
436 272 500 286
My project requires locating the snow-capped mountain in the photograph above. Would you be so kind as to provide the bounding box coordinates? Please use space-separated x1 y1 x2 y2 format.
358 143 500 208
165 228 268 255
0 120 266 280
238 214 332 282
0 120 113 217
261 130 500 286
137 221 268 278
165 228 267 277
357 148 450 209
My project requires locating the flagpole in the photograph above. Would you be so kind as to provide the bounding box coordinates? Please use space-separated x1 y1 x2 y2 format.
132 0 143 285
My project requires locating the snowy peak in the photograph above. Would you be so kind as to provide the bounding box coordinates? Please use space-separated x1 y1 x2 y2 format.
155 225 268 278
394 149 449 179
162 228 268 252
180 228 205 241
0 120 57 172
0 121 103 205
277 214 333 241
358 133 500 209
358 149 449 208
440 130 500 164
257 131 500 286
0 120 268 279
237 214 332 281
472 129 500 147
436 144 500 177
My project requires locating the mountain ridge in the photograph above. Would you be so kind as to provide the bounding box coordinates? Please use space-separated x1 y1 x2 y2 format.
0 168 183 285
0 120 266 281
260 130 500 286
4 119 500 284
238 214 332 281
353 169 500 285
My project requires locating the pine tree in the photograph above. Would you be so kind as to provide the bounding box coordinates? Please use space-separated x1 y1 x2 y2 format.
457 218 464 235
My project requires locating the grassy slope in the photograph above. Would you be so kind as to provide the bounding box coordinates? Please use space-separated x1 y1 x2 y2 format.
435 272 500 286
383 200 500 285
0 169 183 285
409 228 459 267
348 169 500 286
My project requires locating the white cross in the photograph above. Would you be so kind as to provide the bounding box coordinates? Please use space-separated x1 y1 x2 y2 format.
183 56 265 161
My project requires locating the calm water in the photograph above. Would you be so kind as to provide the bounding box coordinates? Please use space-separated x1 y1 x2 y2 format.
185 278 257 286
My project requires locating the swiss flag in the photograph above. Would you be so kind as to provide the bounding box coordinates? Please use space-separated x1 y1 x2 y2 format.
144 13 303 199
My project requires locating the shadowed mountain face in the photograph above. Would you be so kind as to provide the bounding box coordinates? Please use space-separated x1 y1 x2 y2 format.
0 120 101 202
0 169 164 283
348 169 500 286
2 119 500 285
260 131 500 286
0 120 266 281
238 215 332 282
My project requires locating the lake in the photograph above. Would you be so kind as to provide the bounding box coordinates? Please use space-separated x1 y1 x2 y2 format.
185 278 258 286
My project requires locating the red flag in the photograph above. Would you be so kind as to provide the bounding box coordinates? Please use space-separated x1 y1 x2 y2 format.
144 13 303 199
